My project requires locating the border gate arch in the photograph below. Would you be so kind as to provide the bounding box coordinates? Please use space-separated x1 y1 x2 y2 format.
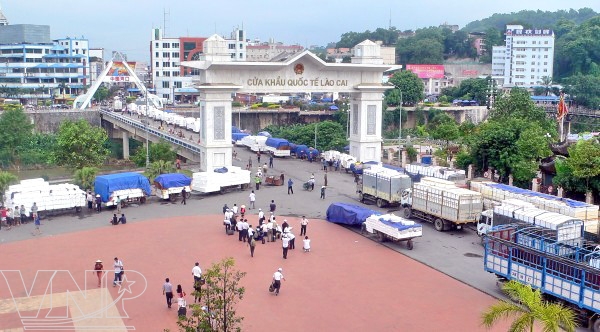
182 36 396 171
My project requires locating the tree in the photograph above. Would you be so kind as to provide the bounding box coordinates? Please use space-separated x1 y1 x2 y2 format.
566 139 600 190
178 257 246 332
73 167 98 191
482 280 577 332
0 171 17 205
131 140 178 167
144 160 175 182
387 71 424 106
53 120 109 169
563 74 600 109
431 121 459 146
93 85 110 102
538 76 553 96
0 105 34 164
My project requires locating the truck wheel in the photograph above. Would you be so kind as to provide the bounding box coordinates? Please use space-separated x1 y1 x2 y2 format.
434 219 444 232
593 317 600 332
75 206 82 213
360 223 366 234
376 198 386 208
359 193 364 203
407 239 414 250
377 231 386 242
169 194 177 202
140 197 147 204
184 192 191 199
403 207 412 218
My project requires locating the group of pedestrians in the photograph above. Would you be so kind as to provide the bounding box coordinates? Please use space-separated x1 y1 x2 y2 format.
0 203 41 235
162 262 205 318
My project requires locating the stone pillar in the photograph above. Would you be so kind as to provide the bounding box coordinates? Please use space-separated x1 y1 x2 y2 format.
432 157 438 166
508 174 513 186
448 159 455 168
401 150 408 167
532 179 540 192
197 86 239 171
586 191 594 205
122 131 130 160
348 89 388 163
387 148 394 164
416 153 422 164
557 186 564 198
467 164 473 180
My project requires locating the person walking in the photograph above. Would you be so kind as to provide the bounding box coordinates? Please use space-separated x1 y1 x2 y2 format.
116 196 122 214
262 163 268 177
300 216 309 236
181 188 187 205
32 212 41 236
162 278 174 308
320 186 326 199
113 257 124 287
266 219 274 243
288 229 296 250
258 208 265 225
248 156 253 168
257 151 261 164
95 195 102 213
287 178 294 194
237 218 244 241
260 222 268 244
272 268 285 296
232 204 239 216
31 203 38 222
269 200 276 214
242 219 249 242
254 175 261 190
281 232 290 259
269 154 274 168
249 191 256 210
248 234 257 257
93 259 104 287
19 205 26 224
192 262 203 303
281 219 289 234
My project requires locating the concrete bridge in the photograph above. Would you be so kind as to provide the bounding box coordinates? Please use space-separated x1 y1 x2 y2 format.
386 105 489 126
100 110 201 162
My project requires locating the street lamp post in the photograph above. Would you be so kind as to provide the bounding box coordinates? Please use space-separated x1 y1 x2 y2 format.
144 89 150 169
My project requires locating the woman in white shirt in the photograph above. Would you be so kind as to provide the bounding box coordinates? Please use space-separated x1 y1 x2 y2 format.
303 236 311 252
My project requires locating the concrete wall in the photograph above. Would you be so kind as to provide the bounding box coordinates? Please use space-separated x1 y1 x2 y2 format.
27 110 100 133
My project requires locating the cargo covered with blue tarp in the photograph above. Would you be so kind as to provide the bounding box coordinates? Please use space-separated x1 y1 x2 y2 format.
154 173 191 189
232 132 249 142
265 138 290 149
326 203 380 226
94 172 151 203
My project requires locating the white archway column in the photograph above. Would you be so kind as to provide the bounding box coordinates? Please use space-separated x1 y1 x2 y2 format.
197 85 240 171
349 86 388 163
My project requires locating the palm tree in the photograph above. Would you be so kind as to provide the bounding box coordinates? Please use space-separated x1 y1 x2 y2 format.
144 160 175 182
73 167 98 191
538 76 553 96
482 280 577 332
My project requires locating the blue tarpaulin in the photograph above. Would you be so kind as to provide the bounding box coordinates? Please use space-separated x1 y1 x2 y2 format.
378 216 421 231
232 132 249 141
326 203 380 226
232 126 241 134
214 167 229 173
265 137 289 148
257 131 272 137
289 143 298 154
154 173 191 189
94 172 151 203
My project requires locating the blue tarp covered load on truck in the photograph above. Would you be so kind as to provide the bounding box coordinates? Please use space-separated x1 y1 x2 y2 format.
94 172 151 205
154 173 191 189
326 202 380 226
265 137 291 157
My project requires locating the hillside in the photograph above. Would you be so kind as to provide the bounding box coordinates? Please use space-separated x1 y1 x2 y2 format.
463 7 597 32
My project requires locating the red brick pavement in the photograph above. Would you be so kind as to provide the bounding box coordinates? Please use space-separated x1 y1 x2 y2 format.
0 214 508 332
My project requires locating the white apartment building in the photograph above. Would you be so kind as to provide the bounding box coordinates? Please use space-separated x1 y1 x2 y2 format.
150 27 246 103
491 24 554 88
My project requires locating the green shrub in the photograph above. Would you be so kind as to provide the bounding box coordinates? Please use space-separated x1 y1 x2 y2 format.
439 102 451 107
250 104 259 109
232 101 243 107
267 104 280 109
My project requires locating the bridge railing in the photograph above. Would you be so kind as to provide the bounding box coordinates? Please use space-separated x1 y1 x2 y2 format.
100 110 202 154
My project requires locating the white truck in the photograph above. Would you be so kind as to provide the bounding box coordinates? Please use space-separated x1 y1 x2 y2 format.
4 178 87 217
191 166 251 194
401 177 483 231
153 173 192 201
363 213 422 250
358 166 412 207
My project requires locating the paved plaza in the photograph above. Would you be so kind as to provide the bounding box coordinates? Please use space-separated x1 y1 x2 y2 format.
0 209 508 331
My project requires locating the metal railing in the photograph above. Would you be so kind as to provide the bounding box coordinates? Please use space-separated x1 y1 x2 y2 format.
100 110 202 155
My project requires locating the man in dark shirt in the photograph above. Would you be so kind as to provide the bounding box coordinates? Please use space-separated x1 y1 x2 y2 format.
269 200 276 213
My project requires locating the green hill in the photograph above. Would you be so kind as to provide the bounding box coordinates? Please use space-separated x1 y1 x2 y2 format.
463 8 597 32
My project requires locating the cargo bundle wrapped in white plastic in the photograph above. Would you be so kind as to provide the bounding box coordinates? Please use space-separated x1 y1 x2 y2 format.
363 213 422 249
4 179 86 216
191 166 251 194
359 166 412 207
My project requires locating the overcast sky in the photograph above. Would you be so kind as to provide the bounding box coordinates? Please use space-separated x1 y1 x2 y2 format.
3 0 598 62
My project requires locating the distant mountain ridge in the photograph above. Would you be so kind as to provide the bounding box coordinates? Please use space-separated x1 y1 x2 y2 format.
463 7 598 32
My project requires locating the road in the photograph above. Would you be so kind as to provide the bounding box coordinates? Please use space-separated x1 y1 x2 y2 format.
0 143 505 303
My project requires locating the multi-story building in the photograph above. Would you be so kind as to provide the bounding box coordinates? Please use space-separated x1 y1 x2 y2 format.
150 27 246 103
406 64 453 96
88 48 104 87
491 24 554 88
0 7 90 104
246 39 303 62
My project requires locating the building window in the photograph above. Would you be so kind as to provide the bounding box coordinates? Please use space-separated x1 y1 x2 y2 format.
239 53 242 58
172 52 179 58
239 43 243 49
174 81 182 88
163 94 169 99
544 41 549 44
173 71 180 77
162 81 169 88
531 62 535 65
543 69 548 72
156 71 160 77
228 44 235 50
155 52 159 58
155 61 159 67
532 41 536 44
155 42 159 48
162 62 170 67
532 48 536 51
163 52 169 58
162 71 170 77
544 62 547 65
531 68 535 72
531 75 535 79
162 43 169 48
544 55 548 58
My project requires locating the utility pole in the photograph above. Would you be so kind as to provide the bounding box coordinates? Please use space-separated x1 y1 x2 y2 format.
145 88 150 169
398 89 403 161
